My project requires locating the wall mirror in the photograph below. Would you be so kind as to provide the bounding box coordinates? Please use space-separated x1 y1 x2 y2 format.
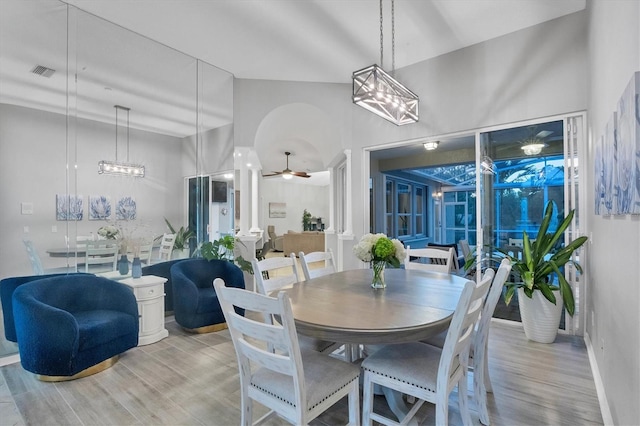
0 0 234 359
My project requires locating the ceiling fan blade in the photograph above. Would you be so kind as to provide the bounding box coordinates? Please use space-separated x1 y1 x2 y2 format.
262 171 283 177
290 171 311 178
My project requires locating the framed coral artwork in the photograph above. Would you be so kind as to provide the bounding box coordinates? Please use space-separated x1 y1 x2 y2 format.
56 194 83 221
89 195 112 220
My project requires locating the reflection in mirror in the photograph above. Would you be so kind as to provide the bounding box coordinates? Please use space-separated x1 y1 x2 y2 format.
0 0 234 360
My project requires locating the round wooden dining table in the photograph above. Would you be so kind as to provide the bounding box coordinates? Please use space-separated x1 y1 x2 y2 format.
280 268 469 345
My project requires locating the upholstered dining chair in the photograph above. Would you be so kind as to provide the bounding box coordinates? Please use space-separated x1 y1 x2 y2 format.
155 233 176 263
252 255 340 354
361 271 493 426
128 240 153 265
298 249 335 281
419 259 511 425
404 246 456 274
84 240 118 273
22 240 76 275
214 279 360 426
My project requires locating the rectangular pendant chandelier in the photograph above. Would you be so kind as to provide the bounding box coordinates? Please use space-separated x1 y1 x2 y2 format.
352 64 419 126
99 105 145 177
98 160 145 177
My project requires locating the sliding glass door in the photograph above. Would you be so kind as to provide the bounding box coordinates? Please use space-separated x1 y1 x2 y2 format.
478 115 586 332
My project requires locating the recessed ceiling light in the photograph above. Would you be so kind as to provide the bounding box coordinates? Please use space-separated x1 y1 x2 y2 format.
423 141 439 150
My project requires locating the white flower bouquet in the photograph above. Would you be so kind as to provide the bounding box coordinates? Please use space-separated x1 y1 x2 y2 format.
353 233 406 267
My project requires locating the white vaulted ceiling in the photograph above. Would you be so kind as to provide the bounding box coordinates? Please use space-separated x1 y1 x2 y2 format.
63 0 586 84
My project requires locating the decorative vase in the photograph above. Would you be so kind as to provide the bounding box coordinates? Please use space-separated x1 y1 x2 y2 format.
118 254 129 275
132 257 142 278
371 260 387 289
518 288 563 343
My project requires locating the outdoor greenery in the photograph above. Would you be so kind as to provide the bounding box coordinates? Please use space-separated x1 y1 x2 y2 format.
466 201 587 316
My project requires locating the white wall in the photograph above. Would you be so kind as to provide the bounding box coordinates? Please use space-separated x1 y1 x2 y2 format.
235 11 589 270
0 104 184 278
260 178 329 236
586 1 640 424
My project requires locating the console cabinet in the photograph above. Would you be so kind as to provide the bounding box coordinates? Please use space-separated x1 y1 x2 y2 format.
120 275 169 345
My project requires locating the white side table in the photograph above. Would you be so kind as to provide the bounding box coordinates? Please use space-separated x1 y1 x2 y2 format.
120 275 169 345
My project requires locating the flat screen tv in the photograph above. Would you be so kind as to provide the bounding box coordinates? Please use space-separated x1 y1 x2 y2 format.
212 181 228 203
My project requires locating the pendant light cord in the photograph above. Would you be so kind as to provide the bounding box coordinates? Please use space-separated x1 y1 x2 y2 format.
379 0 383 68
379 0 396 75
391 0 395 74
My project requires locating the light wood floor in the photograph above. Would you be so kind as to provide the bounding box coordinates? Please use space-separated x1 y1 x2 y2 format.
0 316 602 426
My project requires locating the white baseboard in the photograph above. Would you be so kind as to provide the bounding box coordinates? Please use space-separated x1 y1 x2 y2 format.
0 353 20 367
584 332 614 425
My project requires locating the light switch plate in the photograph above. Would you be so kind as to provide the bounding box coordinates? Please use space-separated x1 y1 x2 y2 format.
21 202 33 215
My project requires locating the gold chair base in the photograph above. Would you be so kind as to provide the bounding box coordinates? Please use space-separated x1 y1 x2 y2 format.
35 355 119 382
183 322 227 334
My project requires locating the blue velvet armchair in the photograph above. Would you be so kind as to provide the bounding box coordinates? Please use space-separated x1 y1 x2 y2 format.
171 258 245 332
12 274 139 380
1 273 91 343
141 258 189 313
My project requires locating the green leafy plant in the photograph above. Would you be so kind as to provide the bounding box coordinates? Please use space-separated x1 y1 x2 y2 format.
465 201 587 316
302 209 312 231
164 218 195 251
196 235 253 275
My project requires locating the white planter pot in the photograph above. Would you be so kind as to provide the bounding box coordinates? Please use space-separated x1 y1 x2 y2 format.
517 288 563 343
172 248 190 260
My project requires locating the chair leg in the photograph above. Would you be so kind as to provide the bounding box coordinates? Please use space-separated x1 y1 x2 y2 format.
435 388 450 426
458 373 473 426
362 372 374 426
484 350 493 393
348 381 361 426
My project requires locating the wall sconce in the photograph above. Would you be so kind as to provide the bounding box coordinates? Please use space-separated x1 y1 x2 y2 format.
432 191 442 199
423 141 439 150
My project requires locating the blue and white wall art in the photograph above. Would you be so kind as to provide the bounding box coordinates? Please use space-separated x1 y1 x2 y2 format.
89 195 112 220
56 194 83 221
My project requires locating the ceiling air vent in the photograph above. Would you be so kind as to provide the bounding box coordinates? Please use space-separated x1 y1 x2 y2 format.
30 65 55 78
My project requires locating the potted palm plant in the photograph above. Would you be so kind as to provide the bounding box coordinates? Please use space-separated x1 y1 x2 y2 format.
467 201 587 343
164 218 194 259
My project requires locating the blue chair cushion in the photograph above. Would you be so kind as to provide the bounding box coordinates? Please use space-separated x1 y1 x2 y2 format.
76 310 138 352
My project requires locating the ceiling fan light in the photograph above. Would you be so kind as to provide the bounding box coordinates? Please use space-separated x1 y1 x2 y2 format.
521 143 546 155
282 172 293 180
423 141 439 150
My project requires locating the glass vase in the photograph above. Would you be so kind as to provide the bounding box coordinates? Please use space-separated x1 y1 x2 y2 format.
371 260 387 289
118 254 129 275
132 257 142 278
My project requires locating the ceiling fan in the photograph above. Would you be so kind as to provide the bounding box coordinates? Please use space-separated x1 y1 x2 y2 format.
263 151 310 179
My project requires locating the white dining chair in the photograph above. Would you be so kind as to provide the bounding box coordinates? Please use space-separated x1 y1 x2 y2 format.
472 259 511 425
214 279 360 426
155 233 175 263
129 240 153 265
299 249 336 280
361 271 493 426
84 240 118 273
252 254 300 295
252 255 341 355
419 259 511 425
405 246 456 274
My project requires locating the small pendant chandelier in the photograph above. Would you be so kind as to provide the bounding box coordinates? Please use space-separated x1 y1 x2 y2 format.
98 105 145 177
352 0 419 126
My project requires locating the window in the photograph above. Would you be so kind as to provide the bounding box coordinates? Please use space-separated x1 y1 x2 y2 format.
384 177 427 240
